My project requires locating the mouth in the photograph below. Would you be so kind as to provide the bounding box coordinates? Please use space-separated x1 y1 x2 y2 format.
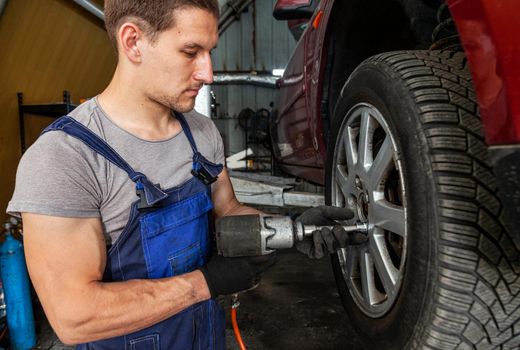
186 86 202 97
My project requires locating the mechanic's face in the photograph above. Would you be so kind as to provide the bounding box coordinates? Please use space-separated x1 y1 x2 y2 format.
141 8 218 113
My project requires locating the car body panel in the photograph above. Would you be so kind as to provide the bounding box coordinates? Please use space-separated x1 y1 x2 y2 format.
272 31 316 171
272 0 332 184
274 0 313 10
447 0 520 145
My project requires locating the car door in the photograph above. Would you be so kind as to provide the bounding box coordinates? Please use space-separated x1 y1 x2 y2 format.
271 0 333 184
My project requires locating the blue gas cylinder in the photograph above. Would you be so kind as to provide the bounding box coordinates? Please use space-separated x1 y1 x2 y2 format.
0 232 36 350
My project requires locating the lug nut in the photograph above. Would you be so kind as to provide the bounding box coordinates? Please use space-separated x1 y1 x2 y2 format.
355 176 363 190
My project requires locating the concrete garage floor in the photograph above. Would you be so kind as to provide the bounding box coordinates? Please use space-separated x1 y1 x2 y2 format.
36 249 364 349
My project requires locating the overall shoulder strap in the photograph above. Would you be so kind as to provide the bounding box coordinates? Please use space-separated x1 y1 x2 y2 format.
174 112 224 185
43 116 168 206
174 111 198 154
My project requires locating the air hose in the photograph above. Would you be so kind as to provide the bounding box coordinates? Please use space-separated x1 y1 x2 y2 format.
231 293 246 350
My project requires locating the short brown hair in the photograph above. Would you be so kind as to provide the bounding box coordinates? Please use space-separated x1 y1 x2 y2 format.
105 0 219 49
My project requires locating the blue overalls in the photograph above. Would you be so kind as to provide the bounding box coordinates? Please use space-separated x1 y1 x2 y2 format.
42 112 226 350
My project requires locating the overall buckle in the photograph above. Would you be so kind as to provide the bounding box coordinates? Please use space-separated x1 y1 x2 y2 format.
136 187 163 209
191 164 218 185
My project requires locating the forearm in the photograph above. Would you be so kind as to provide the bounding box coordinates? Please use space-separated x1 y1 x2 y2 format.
49 270 209 344
220 200 263 217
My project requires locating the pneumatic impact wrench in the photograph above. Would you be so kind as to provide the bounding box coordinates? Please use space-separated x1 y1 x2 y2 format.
215 214 368 258
215 214 368 350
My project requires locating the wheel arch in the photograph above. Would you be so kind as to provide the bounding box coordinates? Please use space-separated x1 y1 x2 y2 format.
321 0 440 141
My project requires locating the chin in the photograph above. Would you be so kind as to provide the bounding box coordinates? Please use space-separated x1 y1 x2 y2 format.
173 100 196 113
153 94 195 113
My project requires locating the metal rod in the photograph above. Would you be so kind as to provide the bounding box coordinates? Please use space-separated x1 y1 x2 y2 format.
303 223 369 236
72 0 104 21
0 0 8 18
69 0 252 35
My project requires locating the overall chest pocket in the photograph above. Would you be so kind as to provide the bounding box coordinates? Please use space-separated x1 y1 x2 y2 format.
140 191 213 279
129 334 160 350
168 241 203 275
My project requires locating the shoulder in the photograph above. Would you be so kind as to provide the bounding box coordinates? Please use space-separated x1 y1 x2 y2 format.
183 110 219 134
37 99 96 152
22 98 105 173
19 129 100 186
68 97 103 133
9 107 104 218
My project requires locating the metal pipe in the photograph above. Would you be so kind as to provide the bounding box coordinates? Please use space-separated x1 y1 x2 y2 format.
220 0 253 26
218 0 254 35
213 73 279 89
69 0 250 33
72 0 104 21
0 0 8 18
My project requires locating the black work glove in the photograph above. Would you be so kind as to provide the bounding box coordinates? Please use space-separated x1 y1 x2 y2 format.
295 206 366 259
199 253 277 298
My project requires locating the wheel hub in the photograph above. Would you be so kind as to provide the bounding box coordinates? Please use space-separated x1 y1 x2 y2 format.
357 191 369 222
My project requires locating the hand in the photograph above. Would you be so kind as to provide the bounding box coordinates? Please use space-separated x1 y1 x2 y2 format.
296 226 367 259
295 205 354 226
295 206 366 259
198 253 277 298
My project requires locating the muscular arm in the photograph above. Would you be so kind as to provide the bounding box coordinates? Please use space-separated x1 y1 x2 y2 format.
212 168 262 218
22 213 210 345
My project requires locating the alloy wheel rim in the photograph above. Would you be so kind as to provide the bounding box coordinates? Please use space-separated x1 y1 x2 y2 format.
331 102 407 318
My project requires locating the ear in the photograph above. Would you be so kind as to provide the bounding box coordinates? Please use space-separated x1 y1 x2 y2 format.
117 22 144 63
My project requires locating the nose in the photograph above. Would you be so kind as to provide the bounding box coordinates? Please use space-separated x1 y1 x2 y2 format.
194 52 213 85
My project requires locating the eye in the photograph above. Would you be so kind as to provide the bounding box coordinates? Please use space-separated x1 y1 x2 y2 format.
183 50 197 58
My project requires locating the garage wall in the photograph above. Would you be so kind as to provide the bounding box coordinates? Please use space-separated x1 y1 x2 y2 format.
0 0 116 220
212 0 296 119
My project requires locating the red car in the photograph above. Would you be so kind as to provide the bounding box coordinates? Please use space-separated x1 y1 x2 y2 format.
272 0 519 349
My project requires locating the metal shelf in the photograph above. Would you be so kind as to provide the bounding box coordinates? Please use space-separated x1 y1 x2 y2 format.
17 91 77 154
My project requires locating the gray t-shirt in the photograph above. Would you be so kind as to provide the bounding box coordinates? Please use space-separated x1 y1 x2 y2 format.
7 98 225 244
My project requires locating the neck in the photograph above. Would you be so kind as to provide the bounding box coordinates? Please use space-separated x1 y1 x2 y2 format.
97 66 180 141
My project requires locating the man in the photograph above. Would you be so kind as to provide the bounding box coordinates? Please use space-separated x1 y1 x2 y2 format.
7 1 355 348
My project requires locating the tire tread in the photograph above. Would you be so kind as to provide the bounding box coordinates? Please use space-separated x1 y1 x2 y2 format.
370 50 520 349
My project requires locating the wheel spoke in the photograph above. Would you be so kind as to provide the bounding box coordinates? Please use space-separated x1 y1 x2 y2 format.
367 136 394 187
337 246 358 280
343 126 358 170
359 250 379 305
371 200 406 237
358 109 375 173
335 165 354 199
345 246 358 278
335 165 348 191
369 231 398 293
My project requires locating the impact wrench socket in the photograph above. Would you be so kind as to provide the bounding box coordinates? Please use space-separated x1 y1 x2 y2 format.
215 214 368 258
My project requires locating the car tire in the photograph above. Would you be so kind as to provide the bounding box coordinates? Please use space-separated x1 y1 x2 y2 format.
325 50 519 349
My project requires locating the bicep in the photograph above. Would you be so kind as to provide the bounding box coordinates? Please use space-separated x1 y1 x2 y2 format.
22 213 106 321
211 168 262 218
205 121 261 216
211 168 238 218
